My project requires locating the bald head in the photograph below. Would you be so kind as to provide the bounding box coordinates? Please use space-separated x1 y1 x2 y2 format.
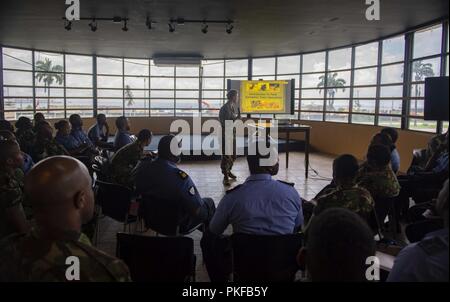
25 156 94 231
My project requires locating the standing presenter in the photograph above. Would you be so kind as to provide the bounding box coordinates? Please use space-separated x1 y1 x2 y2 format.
219 90 241 186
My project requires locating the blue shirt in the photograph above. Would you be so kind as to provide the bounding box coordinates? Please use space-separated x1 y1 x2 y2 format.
55 133 81 151
133 158 207 220
71 128 94 149
391 149 400 173
209 174 303 236
387 228 449 282
88 124 107 143
432 152 449 174
21 152 34 174
114 130 132 151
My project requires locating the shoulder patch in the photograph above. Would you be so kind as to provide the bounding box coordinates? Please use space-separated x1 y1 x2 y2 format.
225 184 243 194
277 180 295 187
178 170 188 179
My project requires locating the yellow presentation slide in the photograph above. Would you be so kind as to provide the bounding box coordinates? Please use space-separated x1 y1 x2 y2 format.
240 80 288 113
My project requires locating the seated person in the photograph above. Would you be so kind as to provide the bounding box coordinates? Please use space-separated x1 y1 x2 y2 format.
55 120 91 157
356 145 400 224
133 134 215 233
110 129 153 187
357 144 400 200
14 116 36 156
31 121 69 162
410 128 448 171
380 128 401 174
32 112 46 132
388 179 448 282
297 208 376 281
396 136 448 218
209 142 303 235
0 130 34 174
0 119 15 132
310 154 374 222
114 116 133 151
201 141 302 282
0 140 29 240
0 156 131 282
88 113 113 149
69 114 97 153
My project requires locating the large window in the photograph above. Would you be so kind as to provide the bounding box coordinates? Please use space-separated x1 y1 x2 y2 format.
408 25 443 132
1 21 449 133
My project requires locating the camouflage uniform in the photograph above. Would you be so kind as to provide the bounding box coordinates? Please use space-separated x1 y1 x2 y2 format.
0 169 26 240
219 101 240 176
16 128 36 155
356 162 401 200
313 182 374 217
0 229 131 282
31 138 69 162
109 141 143 188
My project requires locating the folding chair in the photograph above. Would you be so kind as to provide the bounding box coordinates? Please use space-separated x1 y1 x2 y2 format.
230 233 303 282
93 180 138 244
116 232 196 282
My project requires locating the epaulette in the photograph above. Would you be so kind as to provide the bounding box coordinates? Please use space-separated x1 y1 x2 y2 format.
277 180 295 186
226 184 243 194
178 170 188 180
418 235 448 256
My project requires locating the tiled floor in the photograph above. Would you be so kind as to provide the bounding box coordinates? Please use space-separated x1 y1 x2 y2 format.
96 151 335 281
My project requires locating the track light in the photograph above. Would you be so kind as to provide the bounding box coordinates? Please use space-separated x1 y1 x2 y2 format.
201 23 208 34
168 22 175 33
226 22 234 34
113 16 122 23
146 17 154 30
64 20 72 31
122 20 128 31
89 19 97 32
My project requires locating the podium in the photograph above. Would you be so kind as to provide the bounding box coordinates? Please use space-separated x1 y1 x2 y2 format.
248 122 311 178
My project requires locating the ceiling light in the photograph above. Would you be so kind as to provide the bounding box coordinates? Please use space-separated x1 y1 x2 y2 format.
122 20 128 31
201 23 208 34
89 19 97 32
146 17 154 30
64 20 72 31
226 23 234 34
168 22 175 33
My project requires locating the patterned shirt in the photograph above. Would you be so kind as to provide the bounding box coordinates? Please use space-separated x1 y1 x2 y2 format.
31 138 68 162
0 229 131 282
356 162 401 200
0 169 25 239
314 182 374 217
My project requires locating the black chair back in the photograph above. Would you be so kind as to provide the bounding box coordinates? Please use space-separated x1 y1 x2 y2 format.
94 180 133 222
116 232 196 282
139 194 184 236
92 155 110 181
231 233 303 282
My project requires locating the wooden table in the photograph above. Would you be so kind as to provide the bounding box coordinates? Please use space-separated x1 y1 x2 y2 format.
248 123 311 178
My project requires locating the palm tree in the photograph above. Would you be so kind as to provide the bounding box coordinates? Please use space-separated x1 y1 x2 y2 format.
124 85 135 107
317 73 346 111
411 60 435 125
35 58 63 112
